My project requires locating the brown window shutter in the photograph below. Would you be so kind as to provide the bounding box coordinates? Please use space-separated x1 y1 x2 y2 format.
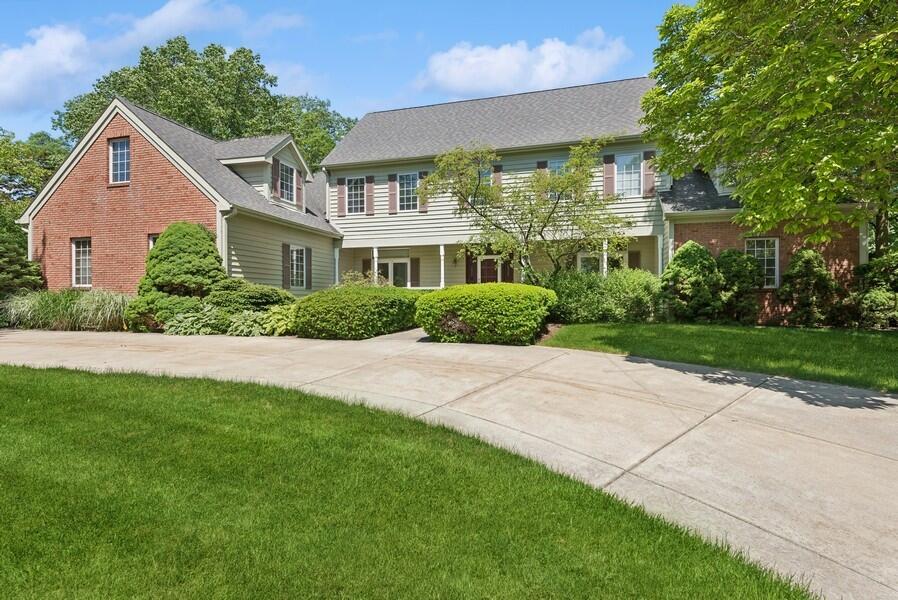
501 260 514 283
642 150 656 198
272 158 281 198
364 175 375 215
603 154 615 198
336 177 346 217
296 176 304 210
304 247 312 289
418 171 428 213
410 257 420 287
281 243 290 289
536 160 548 171
387 173 398 214
492 164 503 186
361 258 371 276
465 252 477 283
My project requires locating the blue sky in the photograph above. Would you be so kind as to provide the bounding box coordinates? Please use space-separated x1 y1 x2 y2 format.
0 0 676 138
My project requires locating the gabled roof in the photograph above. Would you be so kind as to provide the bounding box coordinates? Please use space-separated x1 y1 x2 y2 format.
214 134 292 160
660 169 740 213
95 98 338 235
321 77 655 167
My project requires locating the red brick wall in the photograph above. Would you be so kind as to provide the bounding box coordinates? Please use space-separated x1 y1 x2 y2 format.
31 114 218 293
673 220 860 323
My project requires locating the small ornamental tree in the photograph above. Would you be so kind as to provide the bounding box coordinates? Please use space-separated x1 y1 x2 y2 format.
777 249 838 327
660 241 725 321
0 201 42 299
716 249 764 324
418 139 627 283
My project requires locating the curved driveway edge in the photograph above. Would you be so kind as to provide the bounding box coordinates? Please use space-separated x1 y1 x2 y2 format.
1 328 896 599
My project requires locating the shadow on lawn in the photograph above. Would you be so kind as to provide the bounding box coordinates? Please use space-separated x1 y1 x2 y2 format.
623 355 897 411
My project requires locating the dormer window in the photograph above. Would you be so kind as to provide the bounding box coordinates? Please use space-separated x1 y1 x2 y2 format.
279 162 295 203
109 138 130 184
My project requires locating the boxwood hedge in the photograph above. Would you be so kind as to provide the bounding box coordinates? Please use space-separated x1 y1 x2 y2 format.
294 286 424 340
415 283 557 345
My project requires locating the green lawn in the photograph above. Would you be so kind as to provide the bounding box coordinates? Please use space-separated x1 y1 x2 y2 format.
0 366 810 599
543 323 898 392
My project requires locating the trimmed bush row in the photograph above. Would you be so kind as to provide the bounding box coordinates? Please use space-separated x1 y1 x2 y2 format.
295 286 425 340
545 269 661 324
416 283 556 345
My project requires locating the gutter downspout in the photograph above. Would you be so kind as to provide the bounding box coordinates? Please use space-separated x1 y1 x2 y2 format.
218 208 234 274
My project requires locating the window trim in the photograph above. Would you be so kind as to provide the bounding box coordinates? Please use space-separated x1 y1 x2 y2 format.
289 245 306 289
615 152 642 198
376 257 411 288
576 252 602 273
477 254 504 283
547 158 567 174
279 161 296 204
745 237 780 289
397 172 419 212
71 237 92 288
108 137 131 185
345 176 366 214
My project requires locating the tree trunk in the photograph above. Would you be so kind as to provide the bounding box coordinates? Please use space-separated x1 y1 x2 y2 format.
873 208 890 256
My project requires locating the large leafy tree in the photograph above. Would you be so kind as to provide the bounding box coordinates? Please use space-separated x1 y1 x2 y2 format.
0 199 43 298
418 139 627 283
0 129 70 202
642 0 898 254
53 37 355 169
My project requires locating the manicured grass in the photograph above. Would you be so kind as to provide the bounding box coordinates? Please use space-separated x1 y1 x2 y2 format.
0 366 810 599
543 323 898 392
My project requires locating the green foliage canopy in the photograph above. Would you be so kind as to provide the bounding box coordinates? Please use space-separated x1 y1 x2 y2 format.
642 0 898 252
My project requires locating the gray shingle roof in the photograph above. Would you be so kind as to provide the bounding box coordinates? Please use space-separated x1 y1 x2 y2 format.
118 98 338 236
321 77 655 167
660 169 740 213
213 134 291 159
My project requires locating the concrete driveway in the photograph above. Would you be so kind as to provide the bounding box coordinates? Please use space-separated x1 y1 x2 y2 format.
1 328 896 599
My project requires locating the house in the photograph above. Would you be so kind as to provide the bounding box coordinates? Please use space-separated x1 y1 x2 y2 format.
18 78 867 321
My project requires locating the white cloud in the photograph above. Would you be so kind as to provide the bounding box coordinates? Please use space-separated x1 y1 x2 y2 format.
0 25 90 112
105 0 245 52
419 26 630 96
269 62 317 96
246 12 305 38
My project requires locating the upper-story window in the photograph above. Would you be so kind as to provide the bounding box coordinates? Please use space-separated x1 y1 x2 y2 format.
109 138 130 183
398 173 418 211
615 152 642 197
346 177 365 214
279 163 295 202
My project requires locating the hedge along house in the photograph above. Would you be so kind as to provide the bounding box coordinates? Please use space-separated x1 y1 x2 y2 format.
320 77 868 320
17 97 340 295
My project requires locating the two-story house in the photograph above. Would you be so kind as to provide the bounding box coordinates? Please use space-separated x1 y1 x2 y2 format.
18 77 867 321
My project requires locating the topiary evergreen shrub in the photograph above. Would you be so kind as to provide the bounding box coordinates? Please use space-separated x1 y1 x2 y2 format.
415 283 556 345
716 249 764 324
660 241 725 321
205 278 294 313
777 248 838 327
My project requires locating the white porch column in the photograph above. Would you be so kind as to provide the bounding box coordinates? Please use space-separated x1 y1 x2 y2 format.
657 234 664 275
439 244 446 288
333 246 340 284
601 239 609 276
372 246 379 282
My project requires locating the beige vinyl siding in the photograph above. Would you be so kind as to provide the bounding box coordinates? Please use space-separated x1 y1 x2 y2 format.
227 213 335 295
339 244 472 287
328 143 667 248
230 163 269 198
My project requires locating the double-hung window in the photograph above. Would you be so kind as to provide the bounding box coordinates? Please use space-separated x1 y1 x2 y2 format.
398 173 418 211
290 246 305 288
745 238 779 288
346 177 365 214
109 138 130 183
548 159 567 174
72 238 92 287
279 163 295 203
615 152 641 197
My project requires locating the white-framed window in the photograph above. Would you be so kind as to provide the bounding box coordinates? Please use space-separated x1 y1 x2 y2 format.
577 253 602 274
290 246 305 288
398 173 418 211
148 234 159 249
477 255 506 283
376 258 410 287
548 159 567 174
745 238 779 288
615 152 642 197
109 137 130 183
72 238 92 288
346 177 365 214
279 162 295 203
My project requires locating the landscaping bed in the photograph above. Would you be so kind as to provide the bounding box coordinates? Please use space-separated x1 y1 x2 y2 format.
0 365 811 598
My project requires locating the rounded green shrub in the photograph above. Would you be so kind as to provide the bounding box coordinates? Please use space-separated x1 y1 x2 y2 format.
262 302 300 336
777 248 838 327
660 241 725 321
543 269 605 323
295 287 423 340
856 250 898 292
141 222 226 297
716 249 764 324
415 283 557 345
205 278 295 314
858 287 898 329
125 291 202 332
598 269 662 323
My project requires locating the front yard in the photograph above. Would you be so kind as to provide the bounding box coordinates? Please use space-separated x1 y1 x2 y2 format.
0 365 811 598
543 323 898 393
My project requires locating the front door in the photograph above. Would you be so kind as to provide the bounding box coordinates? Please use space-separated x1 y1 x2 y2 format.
377 260 410 287
479 258 498 282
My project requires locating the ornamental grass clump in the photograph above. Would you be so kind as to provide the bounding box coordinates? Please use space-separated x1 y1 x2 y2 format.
415 283 556 345
4 289 130 331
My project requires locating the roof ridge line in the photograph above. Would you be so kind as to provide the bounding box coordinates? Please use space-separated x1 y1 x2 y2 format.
215 132 292 144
